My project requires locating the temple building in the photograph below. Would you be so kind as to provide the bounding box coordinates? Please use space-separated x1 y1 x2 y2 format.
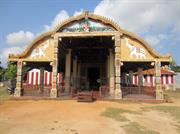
9 12 172 100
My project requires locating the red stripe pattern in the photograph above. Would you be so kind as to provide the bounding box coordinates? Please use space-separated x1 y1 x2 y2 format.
132 74 174 87
26 69 63 86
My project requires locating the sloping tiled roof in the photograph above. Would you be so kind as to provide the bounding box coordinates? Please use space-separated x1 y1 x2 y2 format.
142 68 175 75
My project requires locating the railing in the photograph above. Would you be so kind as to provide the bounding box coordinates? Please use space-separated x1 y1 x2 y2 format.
121 86 156 97
23 84 51 97
22 82 66 97
99 85 109 98
22 83 156 99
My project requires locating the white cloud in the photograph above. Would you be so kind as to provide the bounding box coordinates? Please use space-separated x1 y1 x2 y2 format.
144 35 160 47
6 31 34 46
44 10 69 31
144 33 170 47
4 1 179 66
94 0 180 34
0 46 25 67
74 9 84 16
2 10 71 67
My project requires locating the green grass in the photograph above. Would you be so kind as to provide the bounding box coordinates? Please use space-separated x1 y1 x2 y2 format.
143 105 180 133
101 107 160 134
0 86 10 104
122 122 160 134
144 106 180 122
101 107 139 122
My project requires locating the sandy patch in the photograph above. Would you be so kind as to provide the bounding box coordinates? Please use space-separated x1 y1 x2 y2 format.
0 100 179 134
125 110 178 134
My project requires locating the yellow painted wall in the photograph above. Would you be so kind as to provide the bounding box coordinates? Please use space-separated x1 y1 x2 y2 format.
24 38 54 61
121 37 154 61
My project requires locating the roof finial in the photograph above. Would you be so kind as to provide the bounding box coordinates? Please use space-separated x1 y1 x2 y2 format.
84 11 89 18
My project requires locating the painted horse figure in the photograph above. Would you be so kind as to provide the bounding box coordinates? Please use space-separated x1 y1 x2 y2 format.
126 38 146 59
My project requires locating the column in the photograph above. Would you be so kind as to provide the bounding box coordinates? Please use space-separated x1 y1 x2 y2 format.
39 67 44 93
114 34 122 99
155 61 164 100
65 49 71 93
77 62 81 88
109 49 115 97
129 70 133 93
106 56 110 86
137 68 143 94
51 37 59 98
73 57 77 89
15 60 23 97
129 70 133 85
122 73 126 84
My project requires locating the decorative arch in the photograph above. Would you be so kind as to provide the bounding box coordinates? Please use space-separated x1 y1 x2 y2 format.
9 31 53 59
53 11 121 33
9 11 171 61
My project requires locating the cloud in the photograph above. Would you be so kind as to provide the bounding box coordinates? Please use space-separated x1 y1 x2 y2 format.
74 9 84 16
44 10 69 31
94 0 180 34
94 0 180 53
6 31 35 46
44 9 85 31
4 31 34 66
144 33 170 47
0 46 25 67
144 35 160 47
2 10 70 67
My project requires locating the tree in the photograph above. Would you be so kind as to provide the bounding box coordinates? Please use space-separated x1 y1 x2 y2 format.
0 61 5 81
4 62 17 80
4 62 30 80
170 59 180 72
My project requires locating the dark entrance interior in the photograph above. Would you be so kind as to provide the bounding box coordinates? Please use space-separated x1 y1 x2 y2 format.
58 36 114 92
88 67 100 90
58 36 114 71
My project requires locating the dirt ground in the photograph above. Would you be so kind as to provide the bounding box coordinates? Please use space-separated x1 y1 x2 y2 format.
0 99 180 134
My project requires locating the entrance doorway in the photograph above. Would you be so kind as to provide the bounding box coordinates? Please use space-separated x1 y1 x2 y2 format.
87 67 100 90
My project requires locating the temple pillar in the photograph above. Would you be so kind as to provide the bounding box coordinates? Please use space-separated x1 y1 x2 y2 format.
155 61 164 100
129 70 133 85
109 49 115 97
106 56 110 86
65 49 72 93
114 34 122 99
39 67 44 93
15 60 23 97
122 73 126 84
77 62 81 88
137 68 143 94
129 70 133 92
50 37 59 98
73 57 78 89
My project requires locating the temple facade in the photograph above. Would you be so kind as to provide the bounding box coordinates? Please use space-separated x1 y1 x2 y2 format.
9 12 172 100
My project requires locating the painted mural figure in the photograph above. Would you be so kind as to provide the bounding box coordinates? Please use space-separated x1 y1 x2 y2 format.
126 38 146 59
30 42 49 58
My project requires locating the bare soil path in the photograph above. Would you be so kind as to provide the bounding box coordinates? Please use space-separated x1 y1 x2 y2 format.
0 100 179 134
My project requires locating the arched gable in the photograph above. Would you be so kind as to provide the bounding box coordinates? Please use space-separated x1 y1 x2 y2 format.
9 11 172 62
53 11 121 33
120 35 171 62
9 32 54 61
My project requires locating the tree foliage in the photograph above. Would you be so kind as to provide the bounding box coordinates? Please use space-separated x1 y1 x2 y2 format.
170 59 180 72
0 62 5 81
4 62 30 80
4 62 17 80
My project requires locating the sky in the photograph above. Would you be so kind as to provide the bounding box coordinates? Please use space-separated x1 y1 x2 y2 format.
0 0 180 67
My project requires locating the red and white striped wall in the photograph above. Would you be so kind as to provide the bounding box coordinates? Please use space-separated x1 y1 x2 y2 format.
26 69 62 86
133 75 174 87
